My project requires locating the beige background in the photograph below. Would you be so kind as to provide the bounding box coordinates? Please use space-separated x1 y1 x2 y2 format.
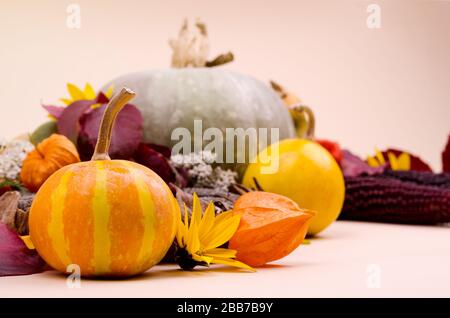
1 0 449 170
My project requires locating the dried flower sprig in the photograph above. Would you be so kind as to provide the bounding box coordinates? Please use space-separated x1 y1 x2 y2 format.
171 151 237 191
0 139 34 181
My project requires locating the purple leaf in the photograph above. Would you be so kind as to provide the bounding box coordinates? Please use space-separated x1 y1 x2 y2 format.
42 92 109 122
0 223 48 277
42 104 65 120
340 149 384 177
77 104 143 160
57 100 96 143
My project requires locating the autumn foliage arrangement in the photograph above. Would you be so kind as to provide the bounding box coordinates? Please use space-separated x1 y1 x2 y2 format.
0 86 319 277
1 20 449 279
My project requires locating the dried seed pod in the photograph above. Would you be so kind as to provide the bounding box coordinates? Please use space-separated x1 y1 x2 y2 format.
229 192 316 267
0 191 32 235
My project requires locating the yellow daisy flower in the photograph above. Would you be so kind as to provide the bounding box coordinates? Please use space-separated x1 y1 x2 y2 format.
60 83 114 106
367 148 411 170
175 193 255 272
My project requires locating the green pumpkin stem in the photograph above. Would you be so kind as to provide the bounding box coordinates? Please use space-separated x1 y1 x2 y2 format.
290 104 316 140
91 87 136 161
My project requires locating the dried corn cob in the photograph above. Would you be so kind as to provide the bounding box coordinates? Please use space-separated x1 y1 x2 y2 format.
340 172 450 224
382 170 450 189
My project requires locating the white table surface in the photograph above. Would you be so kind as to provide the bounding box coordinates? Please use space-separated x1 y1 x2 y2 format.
1 220 449 298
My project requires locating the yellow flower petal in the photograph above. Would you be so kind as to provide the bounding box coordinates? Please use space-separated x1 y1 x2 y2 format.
67 83 85 100
199 202 215 241
213 210 234 226
202 214 241 250
182 204 189 244
387 152 399 170
192 254 213 265
191 193 202 227
375 148 386 165
204 248 237 259
367 156 379 167
176 203 183 247
186 217 200 255
210 257 255 272
397 152 411 170
185 200 201 254
20 235 35 250
104 84 114 99
59 98 73 106
83 83 96 100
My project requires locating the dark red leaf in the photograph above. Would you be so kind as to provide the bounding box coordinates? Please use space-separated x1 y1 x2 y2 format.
134 143 176 183
316 139 343 163
382 148 432 172
77 104 143 160
133 144 188 190
95 92 109 104
0 223 48 277
340 150 385 177
442 135 450 173
146 144 172 159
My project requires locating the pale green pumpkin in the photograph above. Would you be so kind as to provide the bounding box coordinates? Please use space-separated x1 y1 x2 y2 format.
101 20 307 169
102 68 297 161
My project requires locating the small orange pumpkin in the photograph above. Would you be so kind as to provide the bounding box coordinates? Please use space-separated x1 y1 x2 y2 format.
20 134 80 192
29 88 178 277
229 191 315 267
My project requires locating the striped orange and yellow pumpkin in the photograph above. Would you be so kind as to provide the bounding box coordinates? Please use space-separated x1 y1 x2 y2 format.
29 88 178 277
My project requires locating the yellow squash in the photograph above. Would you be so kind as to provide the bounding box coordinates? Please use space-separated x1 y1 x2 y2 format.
243 139 345 236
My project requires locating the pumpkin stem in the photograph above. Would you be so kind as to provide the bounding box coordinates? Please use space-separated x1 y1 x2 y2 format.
290 104 315 140
205 52 234 67
169 19 233 68
91 87 136 161
270 80 288 99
